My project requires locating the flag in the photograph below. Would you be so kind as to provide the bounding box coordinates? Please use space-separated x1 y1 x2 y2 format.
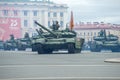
70 11 74 30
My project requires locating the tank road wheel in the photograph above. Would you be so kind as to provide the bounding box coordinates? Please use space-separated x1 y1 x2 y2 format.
18 47 26 51
68 43 75 53
44 49 53 54
11 46 15 51
36 44 44 54
91 46 101 52
4 45 10 50
32 44 36 51
111 47 120 52
18 45 26 51
90 42 101 52
90 42 97 52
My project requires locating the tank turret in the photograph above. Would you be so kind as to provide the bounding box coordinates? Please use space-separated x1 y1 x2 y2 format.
94 29 118 41
4 34 17 50
24 32 30 39
16 33 31 51
35 21 77 38
90 29 120 52
35 21 58 38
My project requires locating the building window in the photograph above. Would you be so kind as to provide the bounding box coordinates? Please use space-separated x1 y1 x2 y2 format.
91 32 93 36
3 10 8 16
53 12 57 17
13 10 18 16
48 12 50 17
94 32 96 36
24 10 28 16
33 10 37 16
88 38 89 41
60 21 63 27
60 12 63 17
80 33 82 36
48 21 50 27
79 33 81 36
24 20 28 27
84 32 85 36
91 38 93 41
88 32 89 36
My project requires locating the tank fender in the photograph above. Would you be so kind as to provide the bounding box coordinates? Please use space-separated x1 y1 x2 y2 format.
75 38 84 49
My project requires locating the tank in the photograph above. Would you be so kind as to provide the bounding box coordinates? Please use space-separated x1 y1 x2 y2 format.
31 21 84 54
90 29 120 52
16 32 31 50
0 40 4 50
4 35 17 50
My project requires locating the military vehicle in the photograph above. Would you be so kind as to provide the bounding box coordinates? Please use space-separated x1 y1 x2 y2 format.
17 32 31 50
31 21 84 54
0 40 4 50
4 35 17 50
90 29 120 52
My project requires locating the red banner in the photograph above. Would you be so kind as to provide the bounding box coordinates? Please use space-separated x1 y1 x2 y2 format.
70 11 74 30
0 18 21 41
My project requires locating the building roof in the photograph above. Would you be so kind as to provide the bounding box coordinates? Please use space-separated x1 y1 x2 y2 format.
0 0 52 3
0 0 68 8
74 22 120 30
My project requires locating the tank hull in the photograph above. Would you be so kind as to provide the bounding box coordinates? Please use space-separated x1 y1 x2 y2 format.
90 29 120 52
90 41 120 52
32 38 84 54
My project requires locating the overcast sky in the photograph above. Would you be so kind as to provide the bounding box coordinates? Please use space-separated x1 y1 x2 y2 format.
51 0 120 24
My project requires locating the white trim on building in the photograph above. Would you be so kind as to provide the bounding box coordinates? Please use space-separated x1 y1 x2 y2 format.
0 0 68 38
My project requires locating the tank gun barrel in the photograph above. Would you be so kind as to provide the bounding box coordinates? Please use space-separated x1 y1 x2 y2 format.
36 29 44 38
35 21 57 38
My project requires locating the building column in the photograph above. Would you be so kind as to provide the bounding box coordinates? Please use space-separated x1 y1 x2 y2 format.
44 10 48 27
40 10 48 27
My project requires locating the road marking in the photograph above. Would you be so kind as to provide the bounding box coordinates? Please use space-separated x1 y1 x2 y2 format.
0 64 120 68
104 58 120 63
2 77 120 80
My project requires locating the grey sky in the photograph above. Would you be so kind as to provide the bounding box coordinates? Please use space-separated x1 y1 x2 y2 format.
52 0 120 24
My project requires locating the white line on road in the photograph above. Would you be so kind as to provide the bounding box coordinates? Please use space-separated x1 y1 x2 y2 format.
2 77 120 80
0 64 120 68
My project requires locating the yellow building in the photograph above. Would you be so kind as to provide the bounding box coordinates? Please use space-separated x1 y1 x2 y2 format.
74 22 120 42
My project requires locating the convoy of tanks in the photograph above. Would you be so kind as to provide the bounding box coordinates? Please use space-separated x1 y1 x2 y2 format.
0 21 85 54
0 21 120 53
0 33 32 51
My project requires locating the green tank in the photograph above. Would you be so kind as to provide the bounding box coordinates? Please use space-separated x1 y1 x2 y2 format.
31 21 84 54
90 29 120 52
16 32 31 50
4 35 17 50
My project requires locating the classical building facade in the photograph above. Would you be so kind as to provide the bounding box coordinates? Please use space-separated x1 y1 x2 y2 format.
74 22 120 42
0 0 68 40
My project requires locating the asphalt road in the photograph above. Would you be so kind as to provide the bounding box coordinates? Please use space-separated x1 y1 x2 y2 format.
0 50 120 80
